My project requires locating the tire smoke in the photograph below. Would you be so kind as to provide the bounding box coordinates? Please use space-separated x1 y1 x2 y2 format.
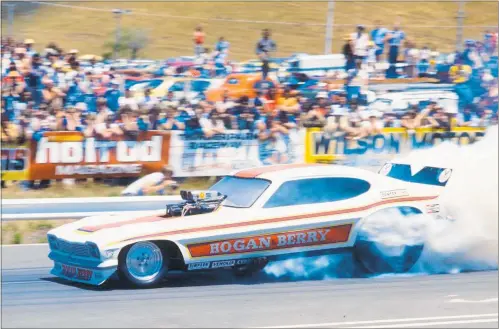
264 126 498 279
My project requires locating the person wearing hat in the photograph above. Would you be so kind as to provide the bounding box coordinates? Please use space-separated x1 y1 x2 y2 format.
24 39 36 57
14 47 30 74
351 24 370 69
342 34 355 71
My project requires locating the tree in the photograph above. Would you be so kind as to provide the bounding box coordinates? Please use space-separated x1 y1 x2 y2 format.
102 28 150 60
128 29 149 60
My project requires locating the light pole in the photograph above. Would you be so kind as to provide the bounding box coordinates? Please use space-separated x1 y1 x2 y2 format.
113 9 131 60
324 0 335 54
456 0 466 51
6 3 15 38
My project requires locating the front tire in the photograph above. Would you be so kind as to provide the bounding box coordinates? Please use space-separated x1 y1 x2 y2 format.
119 241 168 287
353 207 425 275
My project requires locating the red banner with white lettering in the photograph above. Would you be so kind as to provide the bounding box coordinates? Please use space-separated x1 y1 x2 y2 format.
28 131 171 180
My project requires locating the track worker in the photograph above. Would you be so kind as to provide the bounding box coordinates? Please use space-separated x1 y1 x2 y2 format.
121 165 178 196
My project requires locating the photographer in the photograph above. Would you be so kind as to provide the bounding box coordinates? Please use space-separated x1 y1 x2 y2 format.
121 165 178 196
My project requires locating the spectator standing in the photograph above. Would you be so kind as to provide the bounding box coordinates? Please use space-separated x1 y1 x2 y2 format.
386 22 406 78
104 80 122 112
256 29 277 80
351 25 370 68
370 21 388 62
193 25 205 57
417 46 431 77
342 35 355 71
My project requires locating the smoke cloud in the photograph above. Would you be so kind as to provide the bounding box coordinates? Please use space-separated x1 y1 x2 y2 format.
264 126 498 279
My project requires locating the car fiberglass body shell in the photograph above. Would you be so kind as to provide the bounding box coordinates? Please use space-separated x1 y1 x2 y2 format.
47 163 451 285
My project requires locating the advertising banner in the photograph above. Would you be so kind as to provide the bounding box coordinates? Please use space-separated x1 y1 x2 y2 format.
29 131 171 180
304 127 487 170
1 148 30 181
168 129 306 177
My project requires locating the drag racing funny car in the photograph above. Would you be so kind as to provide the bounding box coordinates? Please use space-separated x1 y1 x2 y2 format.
47 162 453 287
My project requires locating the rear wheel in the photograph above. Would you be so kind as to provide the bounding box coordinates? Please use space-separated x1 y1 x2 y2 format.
353 207 425 275
119 241 168 287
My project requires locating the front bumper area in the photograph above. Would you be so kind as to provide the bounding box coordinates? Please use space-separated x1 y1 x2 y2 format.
49 251 118 286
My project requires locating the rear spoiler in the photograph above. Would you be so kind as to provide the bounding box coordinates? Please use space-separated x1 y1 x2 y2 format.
378 162 453 187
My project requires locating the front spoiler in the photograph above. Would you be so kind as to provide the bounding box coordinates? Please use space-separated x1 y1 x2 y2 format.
49 251 117 286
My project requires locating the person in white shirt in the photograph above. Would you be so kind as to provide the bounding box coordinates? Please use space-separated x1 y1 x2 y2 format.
121 165 178 196
351 25 370 69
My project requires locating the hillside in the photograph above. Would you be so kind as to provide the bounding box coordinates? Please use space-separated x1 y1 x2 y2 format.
2 1 497 60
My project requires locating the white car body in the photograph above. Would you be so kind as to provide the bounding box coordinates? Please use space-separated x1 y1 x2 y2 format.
47 162 452 286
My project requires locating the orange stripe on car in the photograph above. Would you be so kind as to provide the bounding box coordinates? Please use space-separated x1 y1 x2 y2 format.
112 195 437 245
187 224 353 258
79 215 166 233
234 163 327 178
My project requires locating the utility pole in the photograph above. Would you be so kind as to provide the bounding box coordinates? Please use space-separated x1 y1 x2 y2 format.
324 0 335 54
6 3 15 39
112 9 131 60
456 0 466 52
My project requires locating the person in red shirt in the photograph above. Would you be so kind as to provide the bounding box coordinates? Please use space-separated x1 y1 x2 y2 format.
193 25 205 57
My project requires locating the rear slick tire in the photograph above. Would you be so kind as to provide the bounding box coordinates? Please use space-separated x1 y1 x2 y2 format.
353 207 425 275
119 241 168 288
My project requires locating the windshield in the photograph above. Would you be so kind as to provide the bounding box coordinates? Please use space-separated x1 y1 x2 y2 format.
210 176 271 208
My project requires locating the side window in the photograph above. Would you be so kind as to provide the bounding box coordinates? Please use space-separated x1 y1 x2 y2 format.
263 177 371 208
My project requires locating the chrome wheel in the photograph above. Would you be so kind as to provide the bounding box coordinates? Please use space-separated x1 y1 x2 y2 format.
125 242 164 283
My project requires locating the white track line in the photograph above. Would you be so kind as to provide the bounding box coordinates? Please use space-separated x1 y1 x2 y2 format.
1 243 48 247
260 313 499 328
349 318 498 328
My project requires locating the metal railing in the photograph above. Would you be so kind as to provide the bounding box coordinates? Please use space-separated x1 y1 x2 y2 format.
1 196 181 221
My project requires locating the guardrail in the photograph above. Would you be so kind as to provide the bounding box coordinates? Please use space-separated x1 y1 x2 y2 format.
1 196 181 221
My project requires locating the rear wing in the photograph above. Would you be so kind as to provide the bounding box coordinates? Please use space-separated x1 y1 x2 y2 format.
378 162 453 187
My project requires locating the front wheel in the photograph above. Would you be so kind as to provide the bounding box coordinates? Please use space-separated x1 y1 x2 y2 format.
119 241 168 287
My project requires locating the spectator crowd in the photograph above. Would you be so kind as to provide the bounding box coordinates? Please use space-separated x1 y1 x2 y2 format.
1 24 498 149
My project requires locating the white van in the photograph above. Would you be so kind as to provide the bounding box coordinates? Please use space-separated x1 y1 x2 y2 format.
368 90 459 114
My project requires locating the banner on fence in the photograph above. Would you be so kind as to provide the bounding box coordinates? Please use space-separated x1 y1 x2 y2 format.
1 148 30 181
28 131 171 180
305 127 487 169
168 129 306 177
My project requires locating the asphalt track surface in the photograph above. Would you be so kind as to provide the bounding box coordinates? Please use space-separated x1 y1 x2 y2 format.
2 244 498 328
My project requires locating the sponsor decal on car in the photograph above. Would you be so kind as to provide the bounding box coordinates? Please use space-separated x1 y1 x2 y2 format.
187 262 211 270
210 260 236 269
426 204 440 214
380 189 409 199
187 259 251 271
187 224 352 258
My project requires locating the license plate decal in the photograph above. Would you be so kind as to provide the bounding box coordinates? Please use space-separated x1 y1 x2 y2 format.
61 264 93 281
